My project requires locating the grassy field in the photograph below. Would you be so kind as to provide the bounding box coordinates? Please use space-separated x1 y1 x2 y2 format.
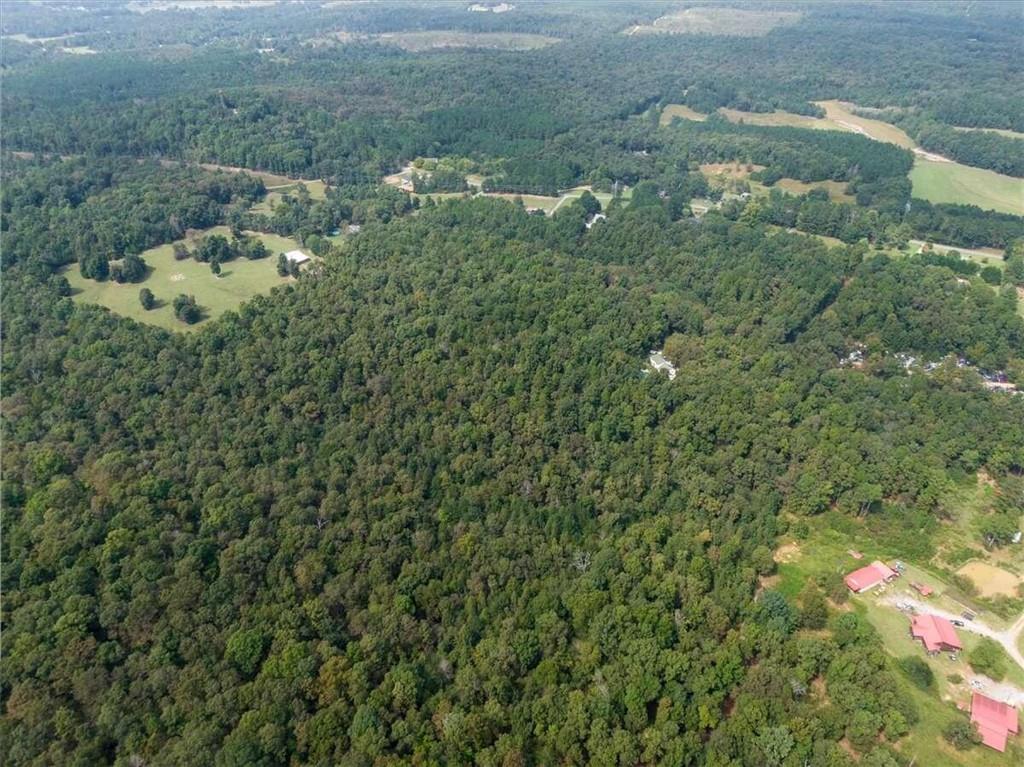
66 227 304 332
626 8 801 37
699 162 766 181
373 31 560 51
659 104 707 126
910 160 1023 216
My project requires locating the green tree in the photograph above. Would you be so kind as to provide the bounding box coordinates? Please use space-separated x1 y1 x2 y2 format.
968 638 1007 680
138 287 155 310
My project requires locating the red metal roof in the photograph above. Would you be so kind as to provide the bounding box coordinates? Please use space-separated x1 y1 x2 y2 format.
910 614 962 652
971 692 1019 752
844 560 897 592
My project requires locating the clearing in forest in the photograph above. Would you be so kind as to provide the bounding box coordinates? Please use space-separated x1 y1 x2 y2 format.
372 31 560 51
954 125 1024 141
814 100 917 148
66 227 305 332
957 561 1022 599
718 107 843 131
699 162 765 180
659 104 707 126
774 178 854 203
625 8 801 37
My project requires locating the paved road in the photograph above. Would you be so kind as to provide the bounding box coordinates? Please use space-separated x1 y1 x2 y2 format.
885 595 1024 671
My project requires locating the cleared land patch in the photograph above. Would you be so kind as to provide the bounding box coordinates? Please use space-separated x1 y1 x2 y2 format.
815 100 917 149
718 107 842 131
373 31 559 51
774 178 854 203
659 104 707 126
66 226 304 332
955 125 1024 141
957 561 1022 599
699 162 765 180
626 8 801 37
910 160 1024 216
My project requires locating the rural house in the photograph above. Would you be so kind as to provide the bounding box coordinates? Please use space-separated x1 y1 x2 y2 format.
843 560 898 593
910 614 961 654
971 692 1019 752
284 250 310 265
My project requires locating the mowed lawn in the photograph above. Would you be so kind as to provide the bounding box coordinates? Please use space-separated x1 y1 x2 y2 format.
911 160 1024 216
66 227 304 331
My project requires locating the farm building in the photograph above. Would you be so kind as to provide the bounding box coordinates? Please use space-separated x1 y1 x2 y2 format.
844 560 898 593
910 614 961 654
284 250 310 265
910 582 933 597
971 692 1019 752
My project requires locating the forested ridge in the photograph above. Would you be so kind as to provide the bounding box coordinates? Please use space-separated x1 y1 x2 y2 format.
2 2 1024 766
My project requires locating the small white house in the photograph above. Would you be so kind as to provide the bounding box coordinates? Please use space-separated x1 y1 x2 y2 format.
284 250 311 265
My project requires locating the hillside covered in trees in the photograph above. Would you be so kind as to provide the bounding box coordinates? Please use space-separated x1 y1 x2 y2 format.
2 2 1023 766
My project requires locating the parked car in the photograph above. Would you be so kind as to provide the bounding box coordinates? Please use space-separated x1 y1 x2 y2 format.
952 619 965 627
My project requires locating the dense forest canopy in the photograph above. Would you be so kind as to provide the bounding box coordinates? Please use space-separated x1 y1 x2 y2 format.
2 3 1023 766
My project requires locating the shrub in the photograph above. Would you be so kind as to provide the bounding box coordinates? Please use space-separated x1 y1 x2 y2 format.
943 718 980 750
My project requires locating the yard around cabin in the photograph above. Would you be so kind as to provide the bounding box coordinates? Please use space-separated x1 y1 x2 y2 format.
65 227 306 331
774 507 1024 766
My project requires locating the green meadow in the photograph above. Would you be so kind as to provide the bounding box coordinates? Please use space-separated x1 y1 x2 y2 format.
911 160 1023 216
66 227 305 331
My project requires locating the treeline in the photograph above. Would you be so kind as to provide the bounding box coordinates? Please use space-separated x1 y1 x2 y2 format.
733 186 1024 251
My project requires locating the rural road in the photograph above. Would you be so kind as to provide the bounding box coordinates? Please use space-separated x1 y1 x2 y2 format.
885 595 1024 672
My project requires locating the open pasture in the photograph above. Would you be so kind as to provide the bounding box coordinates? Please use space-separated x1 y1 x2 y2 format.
66 227 304 332
626 8 801 37
910 160 1024 216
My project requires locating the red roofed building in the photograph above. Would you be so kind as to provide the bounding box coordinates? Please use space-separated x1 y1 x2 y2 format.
844 560 898 593
971 692 1019 752
910 614 962 653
